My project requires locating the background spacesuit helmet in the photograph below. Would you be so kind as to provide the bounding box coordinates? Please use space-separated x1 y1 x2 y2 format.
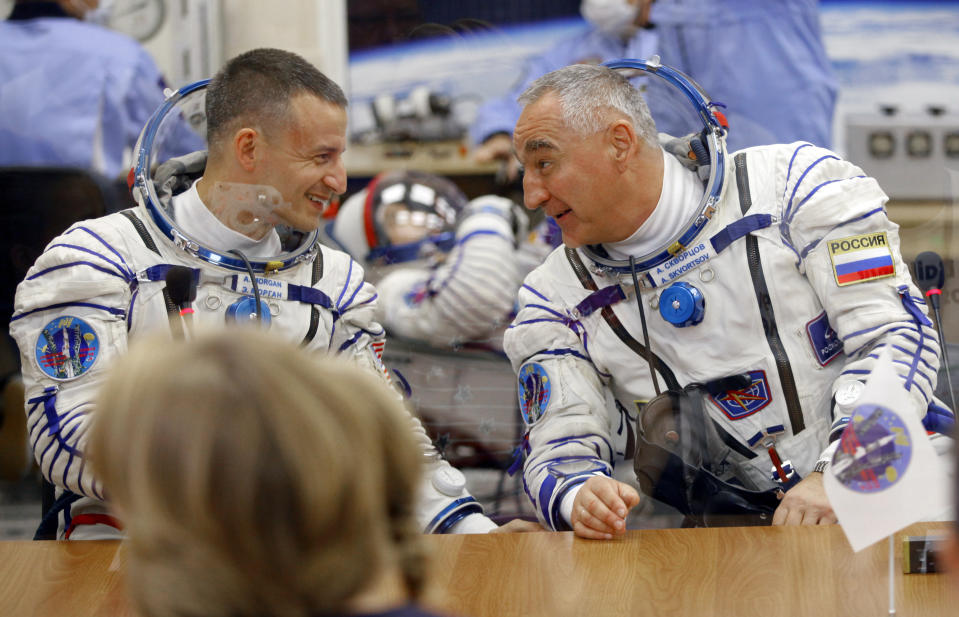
328 170 467 266
130 79 320 273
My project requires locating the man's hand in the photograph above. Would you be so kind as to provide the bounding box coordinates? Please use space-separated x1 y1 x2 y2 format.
489 518 545 533
473 133 512 163
570 476 640 539
473 134 521 183
772 472 837 526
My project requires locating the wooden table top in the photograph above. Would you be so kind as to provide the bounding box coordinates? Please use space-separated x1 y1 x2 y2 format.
0 522 953 617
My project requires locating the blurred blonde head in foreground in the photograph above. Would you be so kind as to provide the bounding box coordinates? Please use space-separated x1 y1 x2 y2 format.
88 330 426 617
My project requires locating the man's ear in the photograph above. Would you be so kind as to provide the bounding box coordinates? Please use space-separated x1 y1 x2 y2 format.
233 128 259 172
608 120 638 170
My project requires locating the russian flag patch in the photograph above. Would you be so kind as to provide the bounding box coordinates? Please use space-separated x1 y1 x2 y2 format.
827 231 895 287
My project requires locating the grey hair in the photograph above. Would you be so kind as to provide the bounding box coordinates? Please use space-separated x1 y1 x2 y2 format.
518 64 658 146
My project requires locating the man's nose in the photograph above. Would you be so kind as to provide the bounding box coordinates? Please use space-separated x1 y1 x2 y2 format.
523 174 548 210
325 160 346 195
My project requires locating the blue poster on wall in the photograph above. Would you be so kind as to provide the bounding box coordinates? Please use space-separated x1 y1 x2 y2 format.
348 1 959 153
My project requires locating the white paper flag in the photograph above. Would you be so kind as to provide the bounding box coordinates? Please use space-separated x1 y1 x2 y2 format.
823 348 949 552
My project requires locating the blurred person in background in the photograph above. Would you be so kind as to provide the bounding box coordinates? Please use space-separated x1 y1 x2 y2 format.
325 172 561 523
325 170 540 348
0 0 198 483
0 0 200 181
89 330 457 617
472 0 836 181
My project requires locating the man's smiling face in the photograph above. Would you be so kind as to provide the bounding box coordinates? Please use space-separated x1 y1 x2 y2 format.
255 94 347 233
513 92 630 248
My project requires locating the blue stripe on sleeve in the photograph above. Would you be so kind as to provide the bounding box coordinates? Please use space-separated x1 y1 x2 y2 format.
337 279 364 312
27 261 128 281
11 301 126 322
524 302 568 320
782 143 814 203
69 226 133 275
536 347 591 362
44 242 130 278
784 154 840 222
797 206 886 261
457 229 510 245
509 318 561 329
522 284 551 303
336 259 355 308
786 176 866 226
337 329 364 353
538 474 557 528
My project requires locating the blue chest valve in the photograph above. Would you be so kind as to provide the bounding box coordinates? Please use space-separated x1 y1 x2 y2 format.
658 281 705 327
226 296 272 328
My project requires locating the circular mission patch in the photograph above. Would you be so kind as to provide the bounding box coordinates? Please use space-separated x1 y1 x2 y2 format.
518 362 551 425
34 316 100 381
831 403 912 494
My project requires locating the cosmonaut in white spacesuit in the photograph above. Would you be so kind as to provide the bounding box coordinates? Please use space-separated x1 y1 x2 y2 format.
324 170 538 348
505 60 953 538
9 48 500 539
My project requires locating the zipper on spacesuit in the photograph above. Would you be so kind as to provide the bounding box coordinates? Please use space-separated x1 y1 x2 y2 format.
734 153 805 436
301 246 324 345
121 210 178 317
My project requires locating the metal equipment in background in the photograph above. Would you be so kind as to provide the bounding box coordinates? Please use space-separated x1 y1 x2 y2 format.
355 86 467 144
845 106 959 201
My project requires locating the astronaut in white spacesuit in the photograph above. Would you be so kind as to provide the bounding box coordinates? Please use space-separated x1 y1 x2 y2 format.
9 48 499 539
506 61 950 538
325 172 561 522
326 170 541 348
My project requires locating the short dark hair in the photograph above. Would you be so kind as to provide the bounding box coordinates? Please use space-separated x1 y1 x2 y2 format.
204 48 348 148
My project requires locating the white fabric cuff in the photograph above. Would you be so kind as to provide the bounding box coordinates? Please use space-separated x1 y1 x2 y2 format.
559 484 584 527
817 439 840 466
448 513 498 534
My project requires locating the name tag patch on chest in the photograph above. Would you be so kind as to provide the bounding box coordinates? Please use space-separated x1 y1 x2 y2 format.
651 241 714 287
226 274 289 299
828 232 895 287
806 312 843 366
708 370 772 420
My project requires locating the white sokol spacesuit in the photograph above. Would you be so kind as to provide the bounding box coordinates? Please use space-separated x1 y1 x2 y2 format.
325 172 558 518
326 170 527 348
504 60 947 530
9 81 494 539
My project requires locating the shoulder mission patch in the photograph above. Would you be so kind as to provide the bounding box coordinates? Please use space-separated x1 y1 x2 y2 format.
827 231 895 287
518 362 551 425
35 316 100 381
